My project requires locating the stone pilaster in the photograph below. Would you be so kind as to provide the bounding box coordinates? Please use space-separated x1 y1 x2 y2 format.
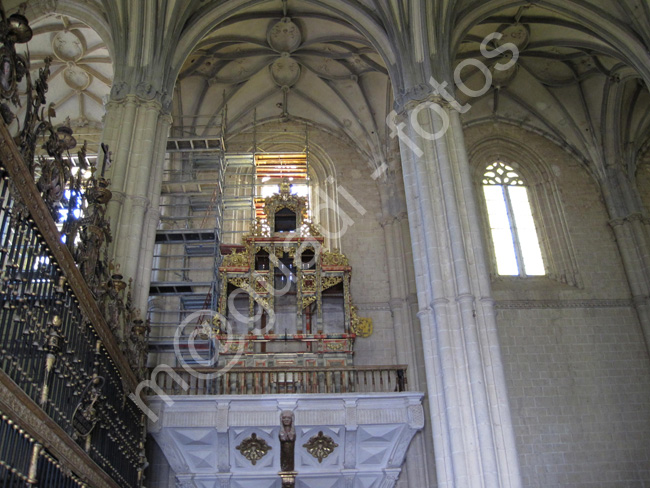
102 94 172 316
603 165 650 354
394 94 522 488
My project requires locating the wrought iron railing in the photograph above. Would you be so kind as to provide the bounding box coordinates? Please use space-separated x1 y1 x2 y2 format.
0 410 88 487
0 6 146 486
154 365 408 396
0 160 145 487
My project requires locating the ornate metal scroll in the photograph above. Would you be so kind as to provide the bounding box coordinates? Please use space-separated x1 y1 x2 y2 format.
236 433 271 465
72 376 105 438
303 431 338 463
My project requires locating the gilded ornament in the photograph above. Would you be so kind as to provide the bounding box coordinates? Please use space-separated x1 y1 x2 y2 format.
236 433 271 465
322 249 348 266
228 277 249 289
303 431 338 463
248 217 270 237
350 306 373 338
301 295 318 309
254 278 269 294
300 220 322 237
321 276 343 291
72 376 104 438
263 179 308 232
222 250 250 268
302 276 316 292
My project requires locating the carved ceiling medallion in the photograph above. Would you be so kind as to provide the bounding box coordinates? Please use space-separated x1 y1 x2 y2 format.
270 56 301 88
64 65 91 90
236 433 272 465
268 17 302 52
497 24 530 50
303 431 338 463
52 30 85 62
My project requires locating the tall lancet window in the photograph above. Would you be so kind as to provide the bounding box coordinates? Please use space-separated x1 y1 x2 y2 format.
482 162 545 276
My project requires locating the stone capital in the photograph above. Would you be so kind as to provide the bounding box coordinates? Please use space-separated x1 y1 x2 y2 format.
105 93 169 114
609 212 649 228
394 83 448 116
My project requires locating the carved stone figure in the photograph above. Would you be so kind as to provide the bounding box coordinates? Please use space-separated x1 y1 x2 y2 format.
279 410 295 471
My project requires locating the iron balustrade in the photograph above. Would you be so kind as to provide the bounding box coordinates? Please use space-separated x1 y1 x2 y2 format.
0 411 88 487
0 164 144 487
154 365 408 396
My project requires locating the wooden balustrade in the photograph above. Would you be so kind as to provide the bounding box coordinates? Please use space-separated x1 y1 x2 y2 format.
153 365 408 396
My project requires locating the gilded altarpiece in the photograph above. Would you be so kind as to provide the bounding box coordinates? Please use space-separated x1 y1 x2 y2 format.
214 181 372 369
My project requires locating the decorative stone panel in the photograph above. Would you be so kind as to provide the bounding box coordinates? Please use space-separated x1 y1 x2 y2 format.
149 393 423 488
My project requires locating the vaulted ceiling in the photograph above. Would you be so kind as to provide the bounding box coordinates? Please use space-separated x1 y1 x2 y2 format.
9 0 650 177
16 12 112 149
172 1 392 164
454 2 650 179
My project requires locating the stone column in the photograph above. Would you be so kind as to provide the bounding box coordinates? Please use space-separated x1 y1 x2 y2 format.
380 208 434 488
392 94 522 488
102 92 172 316
602 165 650 354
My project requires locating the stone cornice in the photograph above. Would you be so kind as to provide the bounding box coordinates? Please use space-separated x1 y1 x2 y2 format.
495 299 633 310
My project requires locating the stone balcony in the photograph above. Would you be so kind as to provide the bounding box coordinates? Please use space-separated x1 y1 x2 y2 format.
147 391 424 488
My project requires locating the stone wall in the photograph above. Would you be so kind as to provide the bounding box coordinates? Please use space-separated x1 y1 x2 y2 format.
465 123 650 487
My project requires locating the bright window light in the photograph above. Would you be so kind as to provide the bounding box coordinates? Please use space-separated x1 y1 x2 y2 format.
483 162 545 276
290 184 309 198
260 185 280 198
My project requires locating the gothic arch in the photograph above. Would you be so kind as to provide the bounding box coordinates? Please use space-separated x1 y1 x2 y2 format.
468 133 583 287
452 0 650 84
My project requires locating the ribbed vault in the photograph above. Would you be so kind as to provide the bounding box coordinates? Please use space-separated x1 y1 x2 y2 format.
13 11 112 149
453 2 650 181
172 0 392 167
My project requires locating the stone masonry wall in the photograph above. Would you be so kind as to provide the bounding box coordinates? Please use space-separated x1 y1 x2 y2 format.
465 123 650 487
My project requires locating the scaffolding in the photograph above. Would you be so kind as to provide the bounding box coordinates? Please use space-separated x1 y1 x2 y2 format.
147 124 311 363
148 137 226 362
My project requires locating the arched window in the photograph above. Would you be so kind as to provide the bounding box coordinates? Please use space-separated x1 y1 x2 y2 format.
482 162 545 276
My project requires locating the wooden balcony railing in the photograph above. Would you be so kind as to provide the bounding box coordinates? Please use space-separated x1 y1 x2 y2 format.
153 365 408 396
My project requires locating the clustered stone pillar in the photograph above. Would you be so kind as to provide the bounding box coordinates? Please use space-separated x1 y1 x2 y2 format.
602 165 650 354
394 93 522 488
378 177 434 487
101 92 172 318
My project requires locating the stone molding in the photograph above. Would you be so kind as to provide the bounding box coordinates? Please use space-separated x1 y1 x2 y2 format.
355 302 391 312
495 299 633 310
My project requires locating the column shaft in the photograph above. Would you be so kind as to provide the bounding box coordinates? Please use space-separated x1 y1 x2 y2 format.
103 95 171 315
398 100 521 488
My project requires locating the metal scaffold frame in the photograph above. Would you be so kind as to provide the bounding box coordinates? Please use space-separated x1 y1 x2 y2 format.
148 119 311 363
